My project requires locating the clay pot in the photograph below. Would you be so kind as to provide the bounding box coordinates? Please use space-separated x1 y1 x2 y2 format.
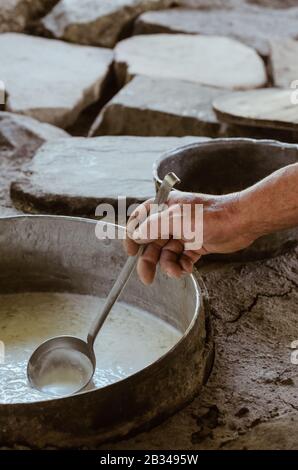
154 138 298 262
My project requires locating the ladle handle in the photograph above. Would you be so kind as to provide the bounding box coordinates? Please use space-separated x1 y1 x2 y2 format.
87 172 180 348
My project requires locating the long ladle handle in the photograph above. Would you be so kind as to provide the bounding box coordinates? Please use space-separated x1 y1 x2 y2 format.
87 172 180 348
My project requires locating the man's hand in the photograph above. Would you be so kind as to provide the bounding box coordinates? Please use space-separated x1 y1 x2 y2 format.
124 191 256 285
124 163 298 285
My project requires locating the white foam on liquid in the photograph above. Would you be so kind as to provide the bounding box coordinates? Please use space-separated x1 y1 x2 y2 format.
0 292 182 403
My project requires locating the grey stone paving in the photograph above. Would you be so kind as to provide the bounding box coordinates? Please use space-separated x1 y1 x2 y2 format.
0 33 113 128
270 39 298 89
0 0 58 33
0 111 68 216
114 34 267 90
11 136 208 216
42 0 173 48
135 6 298 57
90 76 226 137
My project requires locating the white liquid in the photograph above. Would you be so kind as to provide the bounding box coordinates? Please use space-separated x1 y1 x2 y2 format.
0 293 182 403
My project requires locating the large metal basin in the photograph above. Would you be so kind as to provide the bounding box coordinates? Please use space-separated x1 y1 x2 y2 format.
154 138 298 262
0 216 213 448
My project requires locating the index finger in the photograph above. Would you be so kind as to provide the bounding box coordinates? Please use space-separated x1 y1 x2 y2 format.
124 198 154 256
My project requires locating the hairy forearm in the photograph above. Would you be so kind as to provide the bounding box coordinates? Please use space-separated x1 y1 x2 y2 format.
238 163 298 240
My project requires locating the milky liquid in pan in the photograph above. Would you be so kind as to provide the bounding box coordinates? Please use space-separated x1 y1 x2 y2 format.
0 293 182 403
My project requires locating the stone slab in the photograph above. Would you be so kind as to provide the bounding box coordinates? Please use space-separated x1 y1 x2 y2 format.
0 0 58 33
177 0 244 7
11 136 208 216
135 6 298 57
270 39 298 89
248 0 298 7
0 111 68 215
0 33 113 128
213 88 298 131
42 0 173 48
115 34 267 90
90 75 227 137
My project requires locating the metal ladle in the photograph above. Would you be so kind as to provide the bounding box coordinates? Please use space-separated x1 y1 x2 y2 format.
27 172 180 397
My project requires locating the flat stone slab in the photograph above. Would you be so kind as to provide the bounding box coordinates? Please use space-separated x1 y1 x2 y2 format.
42 0 172 48
270 39 298 89
213 88 298 131
0 33 113 128
90 75 227 137
177 0 244 6
0 206 21 217
115 34 267 90
135 6 298 57
248 0 298 7
0 111 68 149
0 0 58 33
11 136 208 216
0 111 68 214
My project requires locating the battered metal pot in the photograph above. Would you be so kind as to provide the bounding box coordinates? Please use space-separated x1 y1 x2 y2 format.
153 138 298 262
0 216 213 448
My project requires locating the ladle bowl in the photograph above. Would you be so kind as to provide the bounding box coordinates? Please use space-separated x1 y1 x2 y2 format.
27 336 96 396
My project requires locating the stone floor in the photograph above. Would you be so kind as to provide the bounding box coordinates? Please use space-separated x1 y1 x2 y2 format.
0 0 298 450
99 250 298 450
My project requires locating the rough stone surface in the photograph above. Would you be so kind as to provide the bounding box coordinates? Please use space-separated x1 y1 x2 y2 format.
42 0 173 48
0 0 58 33
11 136 208 216
248 0 298 7
224 414 298 450
135 6 298 57
0 33 113 128
213 89 298 131
115 34 267 90
270 39 298 89
96 249 298 450
176 0 244 7
90 76 227 137
0 111 68 216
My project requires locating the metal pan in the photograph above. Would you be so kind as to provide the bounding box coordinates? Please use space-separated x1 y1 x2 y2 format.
0 215 213 448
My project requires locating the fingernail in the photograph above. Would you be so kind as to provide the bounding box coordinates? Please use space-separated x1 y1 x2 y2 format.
132 229 141 240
